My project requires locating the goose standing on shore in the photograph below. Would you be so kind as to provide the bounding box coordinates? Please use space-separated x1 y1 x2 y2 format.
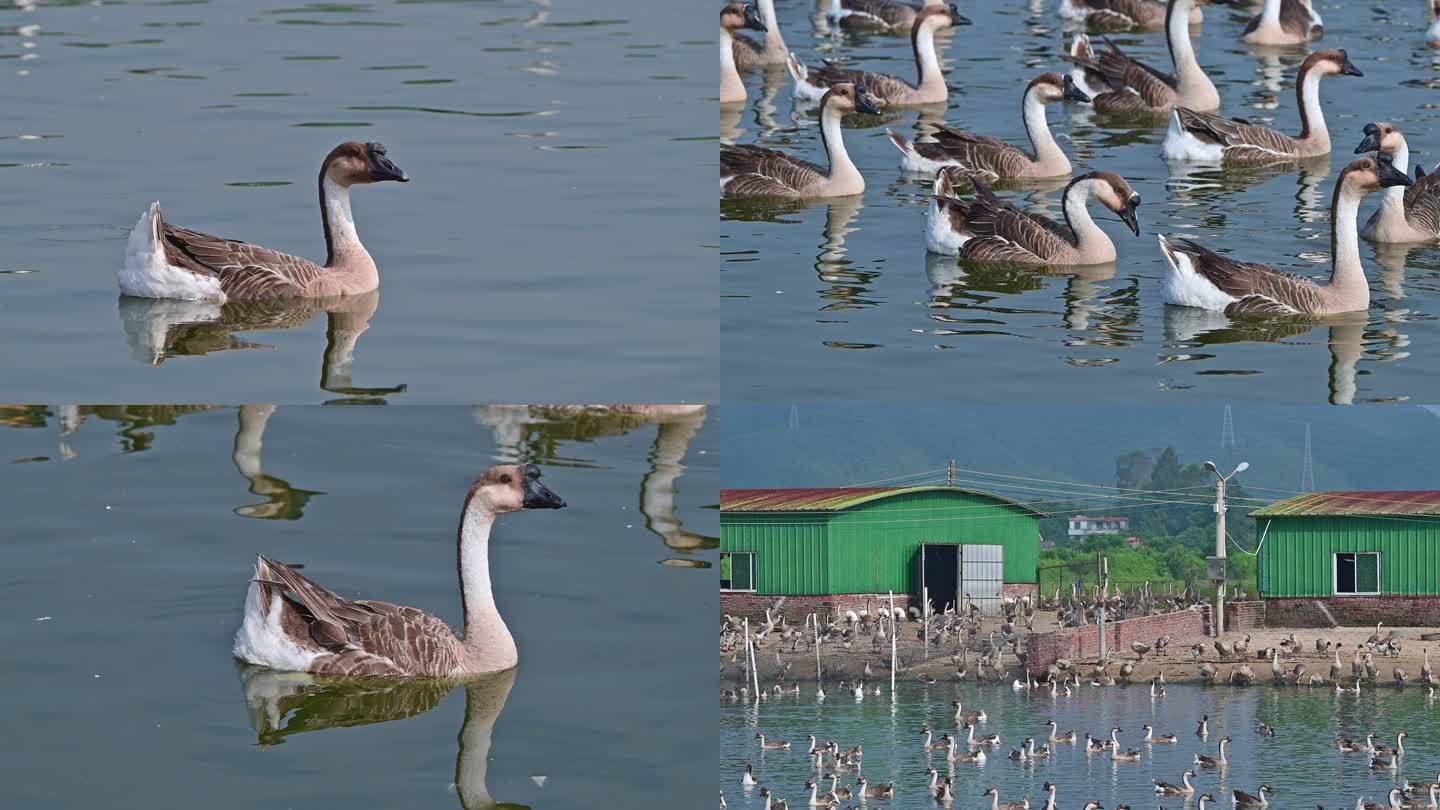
1242 0 1322 45
925 169 1142 262
1064 0 1222 115
790 5 970 106
888 72 1089 177
1163 49 1363 163
1354 122 1440 242
122 142 408 302
233 464 565 677
1159 156 1413 316
1058 0 1203 31
732 0 787 68
721 83 879 198
721 3 768 104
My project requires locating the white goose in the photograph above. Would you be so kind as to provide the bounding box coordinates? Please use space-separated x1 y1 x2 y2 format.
1355 122 1440 243
233 464 565 677
721 3 769 104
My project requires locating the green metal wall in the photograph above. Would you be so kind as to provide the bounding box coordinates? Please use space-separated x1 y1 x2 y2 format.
1257 515 1440 597
721 490 1040 595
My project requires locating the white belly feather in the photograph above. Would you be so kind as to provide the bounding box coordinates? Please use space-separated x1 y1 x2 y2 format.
1159 235 1237 311
925 199 969 255
233 574 321 673
1162 111 1224 162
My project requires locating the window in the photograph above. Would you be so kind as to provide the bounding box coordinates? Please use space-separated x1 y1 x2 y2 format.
721 552 755 592
1334 552 1380 595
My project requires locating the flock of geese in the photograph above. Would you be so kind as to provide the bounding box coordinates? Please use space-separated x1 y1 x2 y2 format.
720 0 1440 318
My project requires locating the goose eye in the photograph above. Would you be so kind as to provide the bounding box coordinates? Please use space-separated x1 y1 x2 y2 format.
500 474 512 484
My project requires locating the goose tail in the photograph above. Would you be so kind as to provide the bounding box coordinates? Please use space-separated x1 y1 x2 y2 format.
119 201 225 301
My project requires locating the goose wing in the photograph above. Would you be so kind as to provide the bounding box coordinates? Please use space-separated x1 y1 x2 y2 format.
1094 39 1177 103
1279 0 1321 36
920 126 1033 179
1170 238 1317 315
721 144 826 197
1403 167 1440 236
254 556 462 677
1080 0 1160 29
1173 108 1299 160
806 61 916 99
732 33 764 65
163 224 324 300
839 0 917 27
959 184 1077 257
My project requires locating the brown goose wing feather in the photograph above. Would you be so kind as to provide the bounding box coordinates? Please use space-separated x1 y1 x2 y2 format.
807 63 916 99
1175 238 1320 314
1174 108 1299 159
163 224 323 300
919 129 1032 179
841 0 917 27
1403 170 1440 235
956 185 1076 262
721 144 826 197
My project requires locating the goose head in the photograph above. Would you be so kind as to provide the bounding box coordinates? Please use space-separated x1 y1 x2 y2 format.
1341 155 1415 194
1301 48 1364 79
721 2 766 33
1028 72 1090 105
467 464 566 516
821 82 882 117
1355 122 1405 156
915 3 972 31
323 141 409 187
1077 171 1142 236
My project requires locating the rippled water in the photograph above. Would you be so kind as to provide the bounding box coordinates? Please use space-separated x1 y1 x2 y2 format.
0 0 713 402
721 0 1440 404
0 405 717 807
721 683 1440 809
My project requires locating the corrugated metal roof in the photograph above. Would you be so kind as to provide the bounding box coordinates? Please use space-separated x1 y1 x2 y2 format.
720 485 1048 516
1252 490 1440 518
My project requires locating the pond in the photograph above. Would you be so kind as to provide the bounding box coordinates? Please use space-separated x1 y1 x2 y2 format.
0 0 714 403
720 682 1440 809
0 404 718 808
721 0 1440 404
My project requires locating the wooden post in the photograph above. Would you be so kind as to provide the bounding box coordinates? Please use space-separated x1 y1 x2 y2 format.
812 612 822 692
888 591 897 693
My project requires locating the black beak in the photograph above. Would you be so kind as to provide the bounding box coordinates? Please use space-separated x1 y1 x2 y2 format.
743 3 767 31
1063 75 1091 104
1355 122 1381 155
366 142 409 182
853 84 882 115
948 3 972 24
1119 196 1141 237
1339 51 1363 77
520 463 566 509
1376 153 1414 188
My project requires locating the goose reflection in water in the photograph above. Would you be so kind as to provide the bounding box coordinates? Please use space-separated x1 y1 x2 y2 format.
117 288 406 401
237 665 526 810
232 404 323 520
474 405 711 566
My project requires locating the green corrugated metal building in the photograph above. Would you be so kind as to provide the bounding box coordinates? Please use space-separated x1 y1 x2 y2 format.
1253 491 1440 601
720 486 1044 612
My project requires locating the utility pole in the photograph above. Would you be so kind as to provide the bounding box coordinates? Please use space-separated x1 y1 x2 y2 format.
1204 460 1248 638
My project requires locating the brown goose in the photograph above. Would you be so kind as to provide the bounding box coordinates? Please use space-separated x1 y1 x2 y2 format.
1159 155 1413 316
1154 770 1197 795
1242 0 1322 45
1064 0 1222 116
789 5 970 106
825 0 948 31
1355 122 1440 243
232 464 565 677
720 83 878 198
926 169 1141 264
121 142 408 302
888 72 1089 178
1058 0 1203 31
1233 785 1273 808
721 3 768 104
1163 49 1362 163
732 0 787 68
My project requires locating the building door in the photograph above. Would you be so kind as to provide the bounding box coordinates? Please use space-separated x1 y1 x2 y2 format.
961 544 1005 616
918 544 959 614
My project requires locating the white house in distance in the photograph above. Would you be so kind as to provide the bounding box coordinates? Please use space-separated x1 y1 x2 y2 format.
1068 515 1129 538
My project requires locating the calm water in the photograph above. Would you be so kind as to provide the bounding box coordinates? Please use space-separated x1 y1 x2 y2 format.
0 0 714 402
0 405 718 808
721 683 1440 809
721 0 1440 404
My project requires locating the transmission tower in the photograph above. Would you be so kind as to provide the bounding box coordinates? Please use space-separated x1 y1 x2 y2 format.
1220 404 1237 452
1300 423 1315 492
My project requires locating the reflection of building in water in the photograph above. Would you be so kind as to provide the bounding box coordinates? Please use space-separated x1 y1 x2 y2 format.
474 405 713 566
237 665 516 810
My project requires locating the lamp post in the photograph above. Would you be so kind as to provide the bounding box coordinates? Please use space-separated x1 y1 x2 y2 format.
1203 460 1248 638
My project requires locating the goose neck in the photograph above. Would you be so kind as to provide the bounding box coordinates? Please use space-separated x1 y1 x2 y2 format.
458 504 517 667
1328 180 1367 295
1297 67 1329 149
758 0 784 50
819 96 861 186
1022 88 1066 170
320 175 367 268
913 22 944 92
1167 0 1212 104
1260 0 1281 25
1381 140 1410 212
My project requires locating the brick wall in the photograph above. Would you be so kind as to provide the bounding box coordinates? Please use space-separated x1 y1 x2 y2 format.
719 592 915 624
1025 608 1206 674
1263 595 1440 628
1225 601 1265 631
1004 583 1038 600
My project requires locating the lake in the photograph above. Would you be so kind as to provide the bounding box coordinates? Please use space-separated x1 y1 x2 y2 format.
0 0 714 403
721 0 1440 404
0 404 718 808
720 682 1440 809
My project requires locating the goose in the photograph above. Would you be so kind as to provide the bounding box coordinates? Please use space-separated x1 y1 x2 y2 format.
855 777 894 799
936 776 956 803
1063 0 1222 116
1163 49 1363 163
1196 715 1210 738
1144 724 1178 743
760 786 788 810
790 5 969 106
721 3 767 103
986 787 1030 810
967 722 1001 747
1372 752 1400 771
954 699 987 724
1423 648 1435 687
756 733 791 750
1234 785 1273 808
1374 731 1407 758
1028 738 1052 759
1339 736 1370 752
721 83 878 198
949 735 987 762
1406 774 1440 797
1359 789 1409 810
926 169 1141 262
1155 770 1198 795
1198 794 1216 810
742 762 758 785
1111 743 1143 762
233 464 563 677
1058 0 1203 30
1331 646 1346 682
825 0 947 31
888 72 1089 177
732 0 787 68
1159 155 1413 316
805 780 838 807
1042 783 1058 810
1430 1 1440 49
1048 719 1077 743
1151 677 1167 697
922 726 953 750
1194 736 1231 768
1257 722 1275 737
1242 0 1322 45
1355 122 1440 243
827 776 852 800
122 142 408 303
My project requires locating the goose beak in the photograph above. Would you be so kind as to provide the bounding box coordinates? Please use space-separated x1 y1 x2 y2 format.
1119 195 1141 237
1339 52 1363 77
1355 123 1381 154
1377 153 1414 188
1063 75 1090 103
367 142 409 182
854 84 883 115
520 463 567 509
743 3 767 31
948 3 972 24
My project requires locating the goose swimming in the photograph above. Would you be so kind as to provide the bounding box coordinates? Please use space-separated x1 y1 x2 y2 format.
1194 735 1231 767
721 3 768 104
1429 1 1440 49
925 169 1141 263
1163 49 1362 163
1064 0 1222 116
1058 0 1203 31
721 83 878 198
1233 785 1273 808
732 0 787 68
1155 770 1198 795
888 72 1089 178
826 0 948 31
121 141 408 302
233 464 564 677
1355 122 1440 243
1242 0 1321 45
1159 155 1413 316
790 5 970 106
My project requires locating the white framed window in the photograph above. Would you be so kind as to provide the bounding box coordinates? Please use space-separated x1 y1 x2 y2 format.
1334 552 1380 596
721 552 755 592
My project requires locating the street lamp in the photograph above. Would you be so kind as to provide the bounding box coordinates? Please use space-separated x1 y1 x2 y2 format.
1204 460 1248 637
